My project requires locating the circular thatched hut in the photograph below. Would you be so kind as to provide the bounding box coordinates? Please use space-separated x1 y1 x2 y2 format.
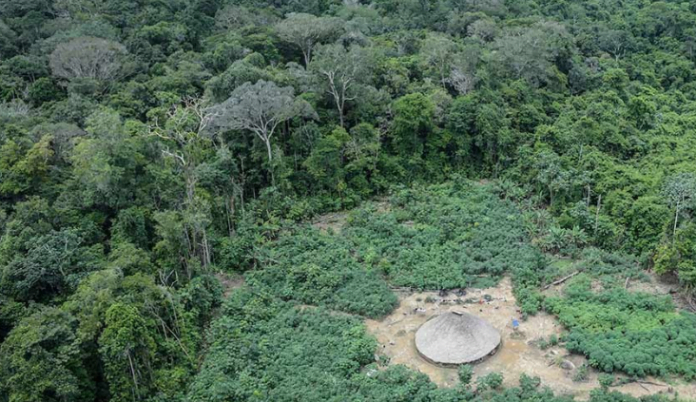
415 311 501 366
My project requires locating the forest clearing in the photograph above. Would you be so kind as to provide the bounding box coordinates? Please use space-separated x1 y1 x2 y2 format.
188 182 696 401
4 1 696 401
367 277 696 400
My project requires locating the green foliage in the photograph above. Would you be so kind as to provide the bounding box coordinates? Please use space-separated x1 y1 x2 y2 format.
458 364 474 385
3 0 696 400
476 372 504 391
0 307 90 402
546 278 696 378
248 226 397 318
188 289 446 401
99 303 157 402
573 364 589 382
191 290 653 402
346 182 542 293
598 374 614 389
653 223 696 288
389 93 440 176
0 226 104 302
249 181 545 317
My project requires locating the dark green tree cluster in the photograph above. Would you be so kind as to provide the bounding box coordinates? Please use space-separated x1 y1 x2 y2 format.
0 270 222 402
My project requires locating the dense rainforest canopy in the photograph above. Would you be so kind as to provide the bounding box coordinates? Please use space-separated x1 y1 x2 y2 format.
2 0 696 401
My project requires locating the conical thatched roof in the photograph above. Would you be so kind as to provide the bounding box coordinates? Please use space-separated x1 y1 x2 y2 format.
415 311 501 366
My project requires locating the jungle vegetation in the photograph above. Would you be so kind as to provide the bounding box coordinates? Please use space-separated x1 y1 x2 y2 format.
2 0 696 401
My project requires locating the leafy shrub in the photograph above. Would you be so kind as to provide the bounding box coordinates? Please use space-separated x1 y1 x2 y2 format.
345 182 538 290
247 228 397 318
477 372 504 391
249 181 546 316
546 278 696 378
458 364 474 385
190 288 675 402
598 374 614 389
188 289 461 402
573 364 589 382
549 334 559 346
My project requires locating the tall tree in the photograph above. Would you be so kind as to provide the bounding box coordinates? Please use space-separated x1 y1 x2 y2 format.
492 22 571 86
311 44 373 127
98 303 156 402
150 98 216 272
0 308 89 402
207 80 317 164
421 33 457 89
664 173 696 242
49 37 127 82
598 29 632 61
275 13 344 67
447 46 480 95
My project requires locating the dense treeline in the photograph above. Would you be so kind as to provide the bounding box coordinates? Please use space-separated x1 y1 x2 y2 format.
2 0 696 401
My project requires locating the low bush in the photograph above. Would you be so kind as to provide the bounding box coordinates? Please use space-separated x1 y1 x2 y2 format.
249 181 547 317
545 278 696 378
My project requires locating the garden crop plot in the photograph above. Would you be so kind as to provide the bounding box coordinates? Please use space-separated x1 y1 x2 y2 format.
194 182 696 401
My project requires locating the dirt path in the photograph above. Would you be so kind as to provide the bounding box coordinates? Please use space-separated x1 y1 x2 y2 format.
365 277 696 400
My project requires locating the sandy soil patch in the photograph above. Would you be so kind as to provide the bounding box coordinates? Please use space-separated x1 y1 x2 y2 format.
627 272 696 313
312 211 348 233
626 272 678 297
365 277 696 400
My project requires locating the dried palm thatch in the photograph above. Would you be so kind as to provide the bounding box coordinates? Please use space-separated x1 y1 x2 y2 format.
415 311 501 366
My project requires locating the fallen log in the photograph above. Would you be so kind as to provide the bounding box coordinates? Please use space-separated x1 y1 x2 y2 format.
637 380 667 387
543 271 581 290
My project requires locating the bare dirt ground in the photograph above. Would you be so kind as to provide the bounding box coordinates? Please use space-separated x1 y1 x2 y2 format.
215 272 245 297
627 271 696 313
311 199 390 234
312 211 348 233
365 277 696 400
